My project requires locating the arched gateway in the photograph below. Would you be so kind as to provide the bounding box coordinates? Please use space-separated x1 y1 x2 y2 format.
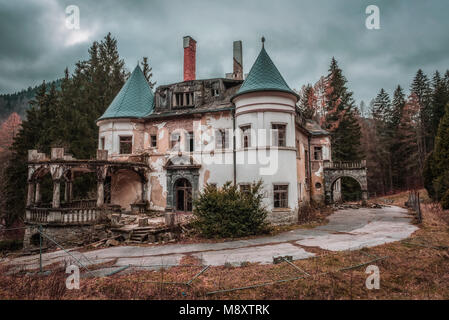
323 161 368 204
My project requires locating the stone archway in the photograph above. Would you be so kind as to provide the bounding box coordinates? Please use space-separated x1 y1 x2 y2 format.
323 162 368 204
164 155 200 212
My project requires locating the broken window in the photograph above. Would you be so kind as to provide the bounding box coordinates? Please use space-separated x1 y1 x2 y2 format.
241 125 251 148
314 146 323 160
273 184 289 208
150 135 157 148
212 88 220 97
119 136 132 154
170 132 181 150
100 137 105 150
272 123 287 147
215 129 229 150
173 92 194 107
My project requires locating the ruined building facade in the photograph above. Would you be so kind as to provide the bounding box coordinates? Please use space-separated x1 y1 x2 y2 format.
24 37 368 246
95 37 337 225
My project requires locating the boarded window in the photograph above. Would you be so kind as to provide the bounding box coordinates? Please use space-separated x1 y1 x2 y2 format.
119 136 132 154
215 129 229 150
150 135 157 148
273 184 288 208
272 124 286 147
314 146 323 160
241 125 251 148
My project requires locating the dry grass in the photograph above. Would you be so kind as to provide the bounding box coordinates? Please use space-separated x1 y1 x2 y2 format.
1 192 448 300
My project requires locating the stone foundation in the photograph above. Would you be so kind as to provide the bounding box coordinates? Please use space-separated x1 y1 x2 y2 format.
266 209 298 226
23 224 108 250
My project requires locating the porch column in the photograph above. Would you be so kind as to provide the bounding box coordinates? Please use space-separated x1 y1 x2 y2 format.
64 180 72 202
52 179 61 208
96 165 108 207
34 181 41 204
26 181 35 207
97 180 104 207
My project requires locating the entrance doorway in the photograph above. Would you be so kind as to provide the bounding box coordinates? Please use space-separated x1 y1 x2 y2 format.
175 178 192 212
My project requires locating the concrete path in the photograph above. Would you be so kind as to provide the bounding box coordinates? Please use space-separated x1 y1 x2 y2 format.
1 206 418 274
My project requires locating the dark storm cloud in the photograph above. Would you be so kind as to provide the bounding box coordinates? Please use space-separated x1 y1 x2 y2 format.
1 0 449 105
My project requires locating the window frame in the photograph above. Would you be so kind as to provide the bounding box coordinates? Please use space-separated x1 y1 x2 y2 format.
314 146 323 160
273 184 289 209
240 125 251 149
150 134 157 148
271 123 287 147
119 135 133 155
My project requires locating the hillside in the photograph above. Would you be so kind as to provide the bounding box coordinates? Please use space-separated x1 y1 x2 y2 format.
0 79 61 122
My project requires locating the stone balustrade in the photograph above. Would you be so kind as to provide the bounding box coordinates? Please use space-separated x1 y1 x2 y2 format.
25 207 102 225
323 160 367 169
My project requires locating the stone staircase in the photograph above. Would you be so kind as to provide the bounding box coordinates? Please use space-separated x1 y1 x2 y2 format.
129 227 154 243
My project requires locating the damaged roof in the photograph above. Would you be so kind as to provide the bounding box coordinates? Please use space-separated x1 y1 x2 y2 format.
98 65 154 121
233 44 298 100
304 119 329 136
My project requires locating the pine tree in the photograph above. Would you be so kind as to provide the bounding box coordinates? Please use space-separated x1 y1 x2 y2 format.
298 84 316 120
324 57 362 161
390 85 406 189
429 71 449 147
427 102 449 208
410 69 432 157
371 88 393 193
3 33 128 225
397 93 422 188
140 57 157 89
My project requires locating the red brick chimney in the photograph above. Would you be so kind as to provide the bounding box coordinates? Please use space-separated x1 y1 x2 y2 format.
183 36 196 81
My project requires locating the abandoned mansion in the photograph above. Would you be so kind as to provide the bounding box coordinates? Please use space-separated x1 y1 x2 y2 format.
24 36 368 244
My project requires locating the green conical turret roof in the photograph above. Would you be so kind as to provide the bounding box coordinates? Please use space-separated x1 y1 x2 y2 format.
233 41 298 100
98 65 154 121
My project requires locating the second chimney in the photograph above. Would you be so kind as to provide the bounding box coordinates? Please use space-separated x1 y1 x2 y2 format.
233 40 243 80
183 36 196 81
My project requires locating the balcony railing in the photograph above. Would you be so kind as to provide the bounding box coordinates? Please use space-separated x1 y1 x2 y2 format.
323 160 367 169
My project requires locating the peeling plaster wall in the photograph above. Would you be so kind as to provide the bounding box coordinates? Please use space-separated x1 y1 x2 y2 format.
310 135 331 203
295 127 310 205
111 169 142 211
98 119 146 160
96 98 331 217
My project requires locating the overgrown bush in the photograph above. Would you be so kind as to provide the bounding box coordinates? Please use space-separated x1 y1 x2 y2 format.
192 181 270 238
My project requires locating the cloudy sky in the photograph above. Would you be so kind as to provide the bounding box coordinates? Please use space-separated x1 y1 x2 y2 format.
1 0 449 105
